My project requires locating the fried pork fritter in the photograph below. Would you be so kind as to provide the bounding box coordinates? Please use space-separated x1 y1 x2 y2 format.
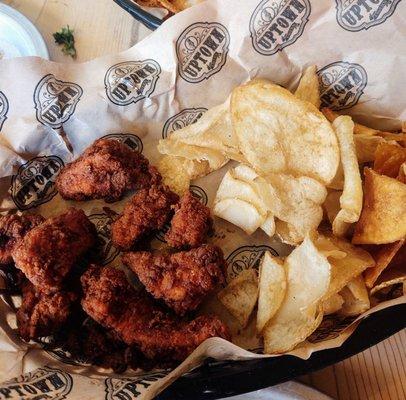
122 245 225 315
12 208 97 293
81 265 229 362
56 139 161 202
17 281 77 341
165 191 213 248
111 185 179 251
0 214 44 265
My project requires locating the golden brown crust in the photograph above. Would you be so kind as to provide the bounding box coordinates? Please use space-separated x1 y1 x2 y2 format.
81 265 229 362
122 244 225 315
111 185 179 251
12 208 97 293
56 139 161 203
165 191 213 249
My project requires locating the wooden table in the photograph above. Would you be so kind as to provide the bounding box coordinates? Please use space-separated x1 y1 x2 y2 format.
3 1 406 399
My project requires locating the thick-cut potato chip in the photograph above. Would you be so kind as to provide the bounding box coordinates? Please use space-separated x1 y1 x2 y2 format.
231 80 339 185
217 269 258 327
257 252 286 332
331 116 363 237
364 240 405 288
373 142 406 178
322 293 344 315
214 198 265 235
354 134 386 163
157 155 210 195
339 275 370 316
261 213 276 237
263 236 331 354
323 190 341 225
294 65 321 109
314 233 375 299
353 168 406 244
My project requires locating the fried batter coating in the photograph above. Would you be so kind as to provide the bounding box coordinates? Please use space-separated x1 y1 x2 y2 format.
0 214 44 265
122 244 225 315
12 208 97 293
81 265 229 361
17 281 77 341
56 139 161 202
165 191 213 248
111 185 179 250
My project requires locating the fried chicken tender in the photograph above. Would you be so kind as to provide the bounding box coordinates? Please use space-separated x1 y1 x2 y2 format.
165 191 213 248
12 208 97 293
0 214 44 265
122 244 226 315
56 139 161 202
111 185 179 250
81 265 229 361
17 281 77 341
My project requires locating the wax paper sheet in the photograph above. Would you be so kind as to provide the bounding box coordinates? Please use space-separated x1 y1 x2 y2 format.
0 0 405 398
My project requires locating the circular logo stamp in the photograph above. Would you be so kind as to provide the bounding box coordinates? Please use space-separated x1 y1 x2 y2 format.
10 156 64 210
0 90 9 131
34 74 83 129
335 0 401 32
226 245 278 280
104 60 161 106
162 107 207 139
101 133 143 153
176 22 230 84
89 212 120 265
318 61 367 110
249 0 311 56
0 367 73 399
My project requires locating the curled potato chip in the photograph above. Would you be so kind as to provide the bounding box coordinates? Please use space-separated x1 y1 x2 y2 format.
257 252 286 332
263 236 331 354
322 293 344 315
373 142 406 178
339 275 370 316
363 240 405 288
231 80 339 185
354 134 386 163
294 65 321 108
323 190 341 225
353 168 406 244
331 116 363 237
218 269 258 327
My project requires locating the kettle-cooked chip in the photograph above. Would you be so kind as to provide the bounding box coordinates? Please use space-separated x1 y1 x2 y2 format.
294 65 321 109
373 142 406 178
339 275 370 316
322 293 344 315
231 80 339 185
353 169 406 244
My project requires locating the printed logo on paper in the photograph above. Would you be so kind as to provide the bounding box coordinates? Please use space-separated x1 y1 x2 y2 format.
226 245 278 280
34 74 83 129
250 0 311 56
0 90 9 131
104 60 161 106
0 367 73 399
10 156 64 210
89 212 120 265
317 61 367 110
105 372 168 400
162 107 207 139
307 314 357 343
101 133 143 153
176 22 230 83
335 0 401 32
155 185 208 242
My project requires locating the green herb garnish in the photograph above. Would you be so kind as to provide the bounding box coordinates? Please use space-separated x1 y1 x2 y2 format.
53 25 77 59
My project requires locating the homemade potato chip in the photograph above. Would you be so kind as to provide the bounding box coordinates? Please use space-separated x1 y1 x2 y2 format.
331 116 363 237
218 269 258 328
323 190 341 225
340 275 370 316
353 168 406 244
373 142 406 178
322 293 344 315
261 213 276 237
257 252 286 332
354 134 386 163
294 65 321 108
398 163 406 183
364 240 405 288
231 80 339 185
263 236 331 354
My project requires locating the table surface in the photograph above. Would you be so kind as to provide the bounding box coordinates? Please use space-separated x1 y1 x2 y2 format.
3 0 406 399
